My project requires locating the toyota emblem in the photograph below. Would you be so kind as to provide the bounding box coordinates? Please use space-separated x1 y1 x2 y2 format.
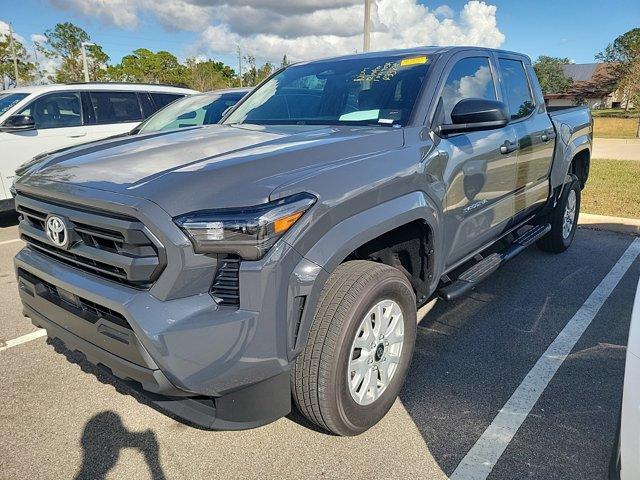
45 215 69 248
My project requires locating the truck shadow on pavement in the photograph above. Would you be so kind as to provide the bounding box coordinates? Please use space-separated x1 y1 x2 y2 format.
75 411 167 480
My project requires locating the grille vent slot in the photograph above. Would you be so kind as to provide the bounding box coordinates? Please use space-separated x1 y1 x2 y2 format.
210 257 240 307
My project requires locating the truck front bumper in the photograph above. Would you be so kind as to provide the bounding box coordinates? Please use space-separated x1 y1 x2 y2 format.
15 247 292 430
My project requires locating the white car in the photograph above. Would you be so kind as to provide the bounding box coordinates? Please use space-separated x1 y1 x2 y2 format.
612 277 640 479
0 83 197 211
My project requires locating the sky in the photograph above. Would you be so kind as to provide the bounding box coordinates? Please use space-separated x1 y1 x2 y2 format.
1 0 639 77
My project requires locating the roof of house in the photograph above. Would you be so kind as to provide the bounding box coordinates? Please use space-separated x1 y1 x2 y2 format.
562 63 600 82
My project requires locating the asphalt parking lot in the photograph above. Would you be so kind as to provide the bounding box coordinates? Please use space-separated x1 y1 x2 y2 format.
1 213 639 480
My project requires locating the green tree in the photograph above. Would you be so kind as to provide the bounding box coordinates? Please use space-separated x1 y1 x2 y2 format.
597 28 640 109
242 55 274 87
40 22 109 82
1 32 36 88
280 54 290 68
533 56 573 95
185 58 235 91
106 48 188 85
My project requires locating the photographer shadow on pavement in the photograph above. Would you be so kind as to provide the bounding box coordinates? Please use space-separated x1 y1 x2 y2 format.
75 411 167 480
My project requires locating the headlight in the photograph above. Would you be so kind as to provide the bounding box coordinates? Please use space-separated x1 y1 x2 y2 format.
174 193 316 260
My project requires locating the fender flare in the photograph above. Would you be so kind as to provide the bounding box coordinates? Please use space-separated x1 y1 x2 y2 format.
285 191 440 359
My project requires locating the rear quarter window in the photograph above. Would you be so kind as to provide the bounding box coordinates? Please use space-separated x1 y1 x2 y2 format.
150 93 184 111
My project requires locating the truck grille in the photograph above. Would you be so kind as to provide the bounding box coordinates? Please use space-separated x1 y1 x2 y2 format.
18 268 132 330
16 194 165 288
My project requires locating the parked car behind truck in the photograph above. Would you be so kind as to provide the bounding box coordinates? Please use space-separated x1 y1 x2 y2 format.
13 47 592 435
14 88 251 181
0 83 197 211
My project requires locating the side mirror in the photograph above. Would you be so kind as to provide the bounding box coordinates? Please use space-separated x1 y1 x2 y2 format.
438 98 509 135
0 115 36 132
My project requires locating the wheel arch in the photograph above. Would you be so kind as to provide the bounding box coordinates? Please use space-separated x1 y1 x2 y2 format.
286 191 440 360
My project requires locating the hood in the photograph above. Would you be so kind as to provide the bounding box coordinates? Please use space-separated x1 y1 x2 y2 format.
18 124 403 216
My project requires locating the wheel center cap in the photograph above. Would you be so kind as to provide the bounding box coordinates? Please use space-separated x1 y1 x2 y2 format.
374 343 385 361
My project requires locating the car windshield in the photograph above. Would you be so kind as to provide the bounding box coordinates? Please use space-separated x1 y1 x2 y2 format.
136 92 246 134
0 93 29 116
223 54 432 127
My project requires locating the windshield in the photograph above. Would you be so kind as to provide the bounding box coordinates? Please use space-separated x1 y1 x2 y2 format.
223 54 432 127
0 93 29 117
136 92 245 134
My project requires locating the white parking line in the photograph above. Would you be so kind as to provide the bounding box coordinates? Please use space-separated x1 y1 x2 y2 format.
451 237 640 480
0 329 46 353
0 238 22 246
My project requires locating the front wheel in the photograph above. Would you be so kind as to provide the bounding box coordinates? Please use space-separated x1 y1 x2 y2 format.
291 260 416 436
537 175 581 253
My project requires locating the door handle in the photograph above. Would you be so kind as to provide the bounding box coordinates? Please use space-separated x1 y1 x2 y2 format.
500 140 519 155
67 132 87 138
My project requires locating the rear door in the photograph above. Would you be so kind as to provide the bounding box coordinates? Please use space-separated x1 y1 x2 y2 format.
496 54 555 220
433 52 520 269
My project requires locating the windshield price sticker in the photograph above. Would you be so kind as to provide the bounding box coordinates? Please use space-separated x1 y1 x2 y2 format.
400 56 428 67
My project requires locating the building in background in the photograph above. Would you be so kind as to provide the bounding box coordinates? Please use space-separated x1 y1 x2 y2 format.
545 63 633 109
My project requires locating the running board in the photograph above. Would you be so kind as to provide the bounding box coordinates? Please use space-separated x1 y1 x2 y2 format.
438 224 551 301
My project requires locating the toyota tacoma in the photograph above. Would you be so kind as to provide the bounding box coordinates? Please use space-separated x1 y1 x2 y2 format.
14 47 592 435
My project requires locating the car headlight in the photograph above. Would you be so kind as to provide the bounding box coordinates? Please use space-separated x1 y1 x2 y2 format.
174 193 316 260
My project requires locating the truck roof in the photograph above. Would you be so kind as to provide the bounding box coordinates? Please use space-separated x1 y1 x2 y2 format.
297 45 532 65
4 83 198 96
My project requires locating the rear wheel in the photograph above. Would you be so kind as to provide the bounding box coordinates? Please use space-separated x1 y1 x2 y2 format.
292 260 416 436
537 175 581 253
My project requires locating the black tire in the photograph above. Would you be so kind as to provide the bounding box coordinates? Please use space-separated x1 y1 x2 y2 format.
537 175 581 253
292 260 417 436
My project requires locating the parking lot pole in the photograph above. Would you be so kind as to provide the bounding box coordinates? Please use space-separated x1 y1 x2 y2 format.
363 0 372 52
81 42 94 83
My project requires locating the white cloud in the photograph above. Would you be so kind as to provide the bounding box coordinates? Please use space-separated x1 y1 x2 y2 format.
45 0 505 63
0 20 26 43
30 33 47 44
50 0 140 28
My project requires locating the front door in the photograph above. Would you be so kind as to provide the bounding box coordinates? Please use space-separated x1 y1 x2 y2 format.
433 54 519 270
2 91 86 198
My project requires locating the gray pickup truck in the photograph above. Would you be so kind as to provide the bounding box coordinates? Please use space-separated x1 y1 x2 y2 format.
13 46 592 436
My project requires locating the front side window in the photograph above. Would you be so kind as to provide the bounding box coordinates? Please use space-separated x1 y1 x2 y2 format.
89 92 143 124
224 54 432 127
17 92 82 129
439 57 496 124
498 58 535 120
0 93 29 116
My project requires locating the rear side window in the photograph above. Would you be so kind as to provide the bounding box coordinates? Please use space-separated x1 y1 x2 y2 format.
151 93 183 111
17 92 82 129
439 57 496 123
89 92 143 124
498 59 535 120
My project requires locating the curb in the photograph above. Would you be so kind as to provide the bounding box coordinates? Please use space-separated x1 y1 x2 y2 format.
579 213 640 236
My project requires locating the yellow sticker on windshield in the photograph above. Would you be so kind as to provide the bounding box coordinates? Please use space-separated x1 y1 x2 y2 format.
400 56 428 67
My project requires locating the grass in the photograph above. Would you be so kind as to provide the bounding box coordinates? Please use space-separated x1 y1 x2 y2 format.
591 108 639 118
582 158 640 219
593 117 639 138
